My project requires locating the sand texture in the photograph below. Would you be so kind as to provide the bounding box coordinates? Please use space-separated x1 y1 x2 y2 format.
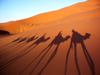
0 0 100 75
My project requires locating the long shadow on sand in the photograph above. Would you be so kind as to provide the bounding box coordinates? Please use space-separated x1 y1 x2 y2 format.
19 31 70 75
0 33 50 71
0 34 31 52
0 35 23 49
65 29 95 75
0 33 38 59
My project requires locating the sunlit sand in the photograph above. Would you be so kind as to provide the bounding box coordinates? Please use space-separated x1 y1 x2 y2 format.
0 0 100 75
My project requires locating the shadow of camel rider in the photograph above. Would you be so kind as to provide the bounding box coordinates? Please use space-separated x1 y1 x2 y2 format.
70 29 91 49
65 29 95 75
29 31 70 75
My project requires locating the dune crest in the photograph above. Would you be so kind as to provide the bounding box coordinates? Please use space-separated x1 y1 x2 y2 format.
0 0 100 34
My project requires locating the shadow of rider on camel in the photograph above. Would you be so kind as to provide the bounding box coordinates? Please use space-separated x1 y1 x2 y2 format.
28 31 70 75
65 29 95 75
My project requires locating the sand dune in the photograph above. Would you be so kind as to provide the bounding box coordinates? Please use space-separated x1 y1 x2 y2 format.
0 0 100 34
24 0 100 24
0 17 100 75
0 0 100 75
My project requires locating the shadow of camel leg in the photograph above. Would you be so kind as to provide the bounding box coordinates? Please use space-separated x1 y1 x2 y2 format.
38 44 60 75
1 42 27 59
0 44 37 71
19 45 51 75
0 42 18 53
81 43 95 75
29 45 52 75
74 43 81 75
65 45 71 75
0 42 12 49
6 42 19 49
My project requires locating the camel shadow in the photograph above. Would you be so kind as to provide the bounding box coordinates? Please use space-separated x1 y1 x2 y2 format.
0 34 31 51
7 34 31 48
0 33 50 71
0 35 23 50
19 31 70 75
0 33 38 59
18 33 50 57
65 29 95 75
13 33 38 49
37 32 70 75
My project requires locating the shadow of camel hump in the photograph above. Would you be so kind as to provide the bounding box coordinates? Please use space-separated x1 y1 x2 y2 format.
65 29 95 75
25 31 70 75
0 33 50 71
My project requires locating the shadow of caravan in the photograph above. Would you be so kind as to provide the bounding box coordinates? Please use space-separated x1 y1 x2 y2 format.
27 31 70 75
0 30 95 75
0 34 31 51
0 34 38 59
0 33 50 71
0 35 23 49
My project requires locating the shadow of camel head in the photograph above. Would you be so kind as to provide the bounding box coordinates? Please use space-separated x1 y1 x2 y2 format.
44 37 50 42
64 35 71 41
83 33 91 40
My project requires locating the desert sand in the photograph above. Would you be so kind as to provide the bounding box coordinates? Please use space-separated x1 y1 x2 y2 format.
0 0 100 75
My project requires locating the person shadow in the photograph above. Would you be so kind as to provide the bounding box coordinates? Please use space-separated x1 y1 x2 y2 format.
0 33 38 59
22 31 70 75
65 29 95 75
0 33 50 71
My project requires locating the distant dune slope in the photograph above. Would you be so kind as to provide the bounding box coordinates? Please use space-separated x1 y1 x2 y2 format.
0 0 100 34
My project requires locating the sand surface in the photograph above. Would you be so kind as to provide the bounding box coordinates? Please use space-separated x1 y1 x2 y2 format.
0 17 100 75
0 0 100 75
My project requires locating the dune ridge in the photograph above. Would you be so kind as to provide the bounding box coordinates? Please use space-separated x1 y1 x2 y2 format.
0 0 100 34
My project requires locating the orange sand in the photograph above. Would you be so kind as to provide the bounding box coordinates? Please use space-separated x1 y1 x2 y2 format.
0 0 100 34
0 0 100 75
